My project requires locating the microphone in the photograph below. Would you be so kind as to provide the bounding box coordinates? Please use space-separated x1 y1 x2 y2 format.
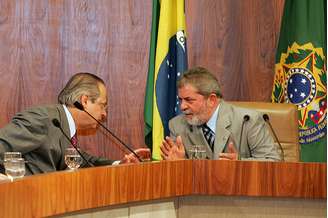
263 114 284 161
52 119 94 167
73 101 143 162
238 115 250 160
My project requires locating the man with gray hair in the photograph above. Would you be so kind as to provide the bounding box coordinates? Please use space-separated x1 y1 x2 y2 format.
0 72 150 175
160 67 281 161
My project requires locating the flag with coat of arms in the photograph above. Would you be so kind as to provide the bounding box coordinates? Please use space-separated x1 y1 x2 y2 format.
271 0 326 162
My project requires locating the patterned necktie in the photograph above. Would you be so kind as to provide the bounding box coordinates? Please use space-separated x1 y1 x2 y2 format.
202 124 215 151
71 134 78 147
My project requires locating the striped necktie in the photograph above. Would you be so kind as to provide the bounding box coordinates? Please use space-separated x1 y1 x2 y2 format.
202 124 215 151
71 134 78 147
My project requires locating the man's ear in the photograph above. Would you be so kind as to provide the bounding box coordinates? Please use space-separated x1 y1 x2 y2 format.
208 93 218 106
80 95 89 108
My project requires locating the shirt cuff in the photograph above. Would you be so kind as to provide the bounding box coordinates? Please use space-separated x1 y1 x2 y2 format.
112 160 121 165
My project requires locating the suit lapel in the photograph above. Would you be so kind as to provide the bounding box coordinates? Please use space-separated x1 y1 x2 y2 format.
57 105 71 147
46 104 71 170
186 125 213 159
186 125 204 144
213 101 232 157
57 105 70 137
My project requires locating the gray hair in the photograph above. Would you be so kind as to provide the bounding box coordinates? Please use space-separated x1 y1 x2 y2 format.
177 67 222 98
58 72 105 107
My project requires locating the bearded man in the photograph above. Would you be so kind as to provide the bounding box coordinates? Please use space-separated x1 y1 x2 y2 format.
160 67 281 161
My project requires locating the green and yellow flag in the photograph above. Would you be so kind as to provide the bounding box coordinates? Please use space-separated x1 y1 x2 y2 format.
272 0 326 162
144 0 188 160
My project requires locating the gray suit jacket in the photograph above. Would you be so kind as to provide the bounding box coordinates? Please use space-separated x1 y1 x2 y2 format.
0 104 113 175
169 101 281 161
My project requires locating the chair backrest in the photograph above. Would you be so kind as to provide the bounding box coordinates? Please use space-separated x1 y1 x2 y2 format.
228 101 300 162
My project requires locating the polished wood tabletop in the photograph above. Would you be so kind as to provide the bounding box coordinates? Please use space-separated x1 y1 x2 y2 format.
0 160 325 217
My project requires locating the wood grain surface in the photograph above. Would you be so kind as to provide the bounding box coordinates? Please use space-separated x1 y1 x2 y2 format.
186 0 285 101
0 160 325 217
0 160 193 218
193 160 327 198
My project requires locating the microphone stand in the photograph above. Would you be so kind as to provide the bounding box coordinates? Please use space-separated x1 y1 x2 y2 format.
73 101 143 162
52 119 94 167
263 114 285 161
238 115 250 160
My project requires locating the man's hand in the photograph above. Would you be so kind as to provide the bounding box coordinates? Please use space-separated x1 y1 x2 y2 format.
218 142 238 160
120 148 151 164
160 136 186 160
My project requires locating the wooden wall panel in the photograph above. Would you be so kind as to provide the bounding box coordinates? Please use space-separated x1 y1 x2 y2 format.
0 0 285 160
0 1 23 117
186 0 285 101
0 0 152 159
20 0 64 107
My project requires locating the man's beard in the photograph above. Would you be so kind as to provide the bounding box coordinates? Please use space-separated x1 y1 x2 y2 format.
185 115 205 126
182 103 208 126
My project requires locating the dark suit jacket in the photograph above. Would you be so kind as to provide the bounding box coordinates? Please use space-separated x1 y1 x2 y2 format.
169 101 281 161
0 104 113 175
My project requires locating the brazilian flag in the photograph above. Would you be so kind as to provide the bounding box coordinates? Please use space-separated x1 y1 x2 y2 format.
144 0 188 160
272 0 327 162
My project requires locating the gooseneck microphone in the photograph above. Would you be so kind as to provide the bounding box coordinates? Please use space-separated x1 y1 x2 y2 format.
263 114 285 161
238 115 250 160
52 119 94 167
73 101 143 162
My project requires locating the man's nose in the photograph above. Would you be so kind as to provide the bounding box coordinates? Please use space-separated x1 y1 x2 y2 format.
101 111 107 122
180 100 187 111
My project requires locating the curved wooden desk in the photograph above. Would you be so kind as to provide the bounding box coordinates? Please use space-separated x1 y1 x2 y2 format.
193 160 326 198
0 160 325 217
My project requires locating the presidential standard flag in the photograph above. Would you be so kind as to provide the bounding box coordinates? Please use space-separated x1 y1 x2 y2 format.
144 0 188 160
271 0 326 162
